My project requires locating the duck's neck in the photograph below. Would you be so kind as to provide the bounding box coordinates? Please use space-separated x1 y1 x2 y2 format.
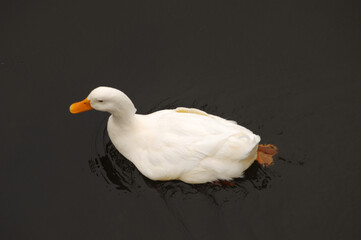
106 91 137 130
108 101 135 125
110 112 135 127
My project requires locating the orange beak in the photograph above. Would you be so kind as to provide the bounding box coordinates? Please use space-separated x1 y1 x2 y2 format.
69 98 93 114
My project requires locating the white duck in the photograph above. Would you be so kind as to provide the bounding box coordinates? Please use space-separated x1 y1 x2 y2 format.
70 87 273 184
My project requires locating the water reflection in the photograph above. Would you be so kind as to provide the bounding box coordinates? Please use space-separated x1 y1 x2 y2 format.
89 122 281 205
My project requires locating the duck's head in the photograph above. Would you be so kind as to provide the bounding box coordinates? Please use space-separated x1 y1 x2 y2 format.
70 86 136 117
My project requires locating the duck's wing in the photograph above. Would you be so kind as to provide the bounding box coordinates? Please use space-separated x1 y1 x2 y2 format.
146 108 259 161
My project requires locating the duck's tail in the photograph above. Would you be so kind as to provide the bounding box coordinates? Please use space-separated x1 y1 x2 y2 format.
256 144 278 166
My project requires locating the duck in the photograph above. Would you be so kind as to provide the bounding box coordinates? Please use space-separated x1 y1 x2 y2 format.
70 86 276 184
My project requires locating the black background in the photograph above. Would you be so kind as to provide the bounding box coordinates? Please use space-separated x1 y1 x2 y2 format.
1 0 360 239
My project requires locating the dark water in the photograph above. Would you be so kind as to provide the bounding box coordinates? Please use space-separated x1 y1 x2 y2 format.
1 1 361 239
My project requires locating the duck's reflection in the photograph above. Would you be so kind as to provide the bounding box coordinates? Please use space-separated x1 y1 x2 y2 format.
89 132 278 204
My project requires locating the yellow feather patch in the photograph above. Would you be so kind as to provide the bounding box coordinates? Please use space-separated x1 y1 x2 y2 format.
175 107 208 116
